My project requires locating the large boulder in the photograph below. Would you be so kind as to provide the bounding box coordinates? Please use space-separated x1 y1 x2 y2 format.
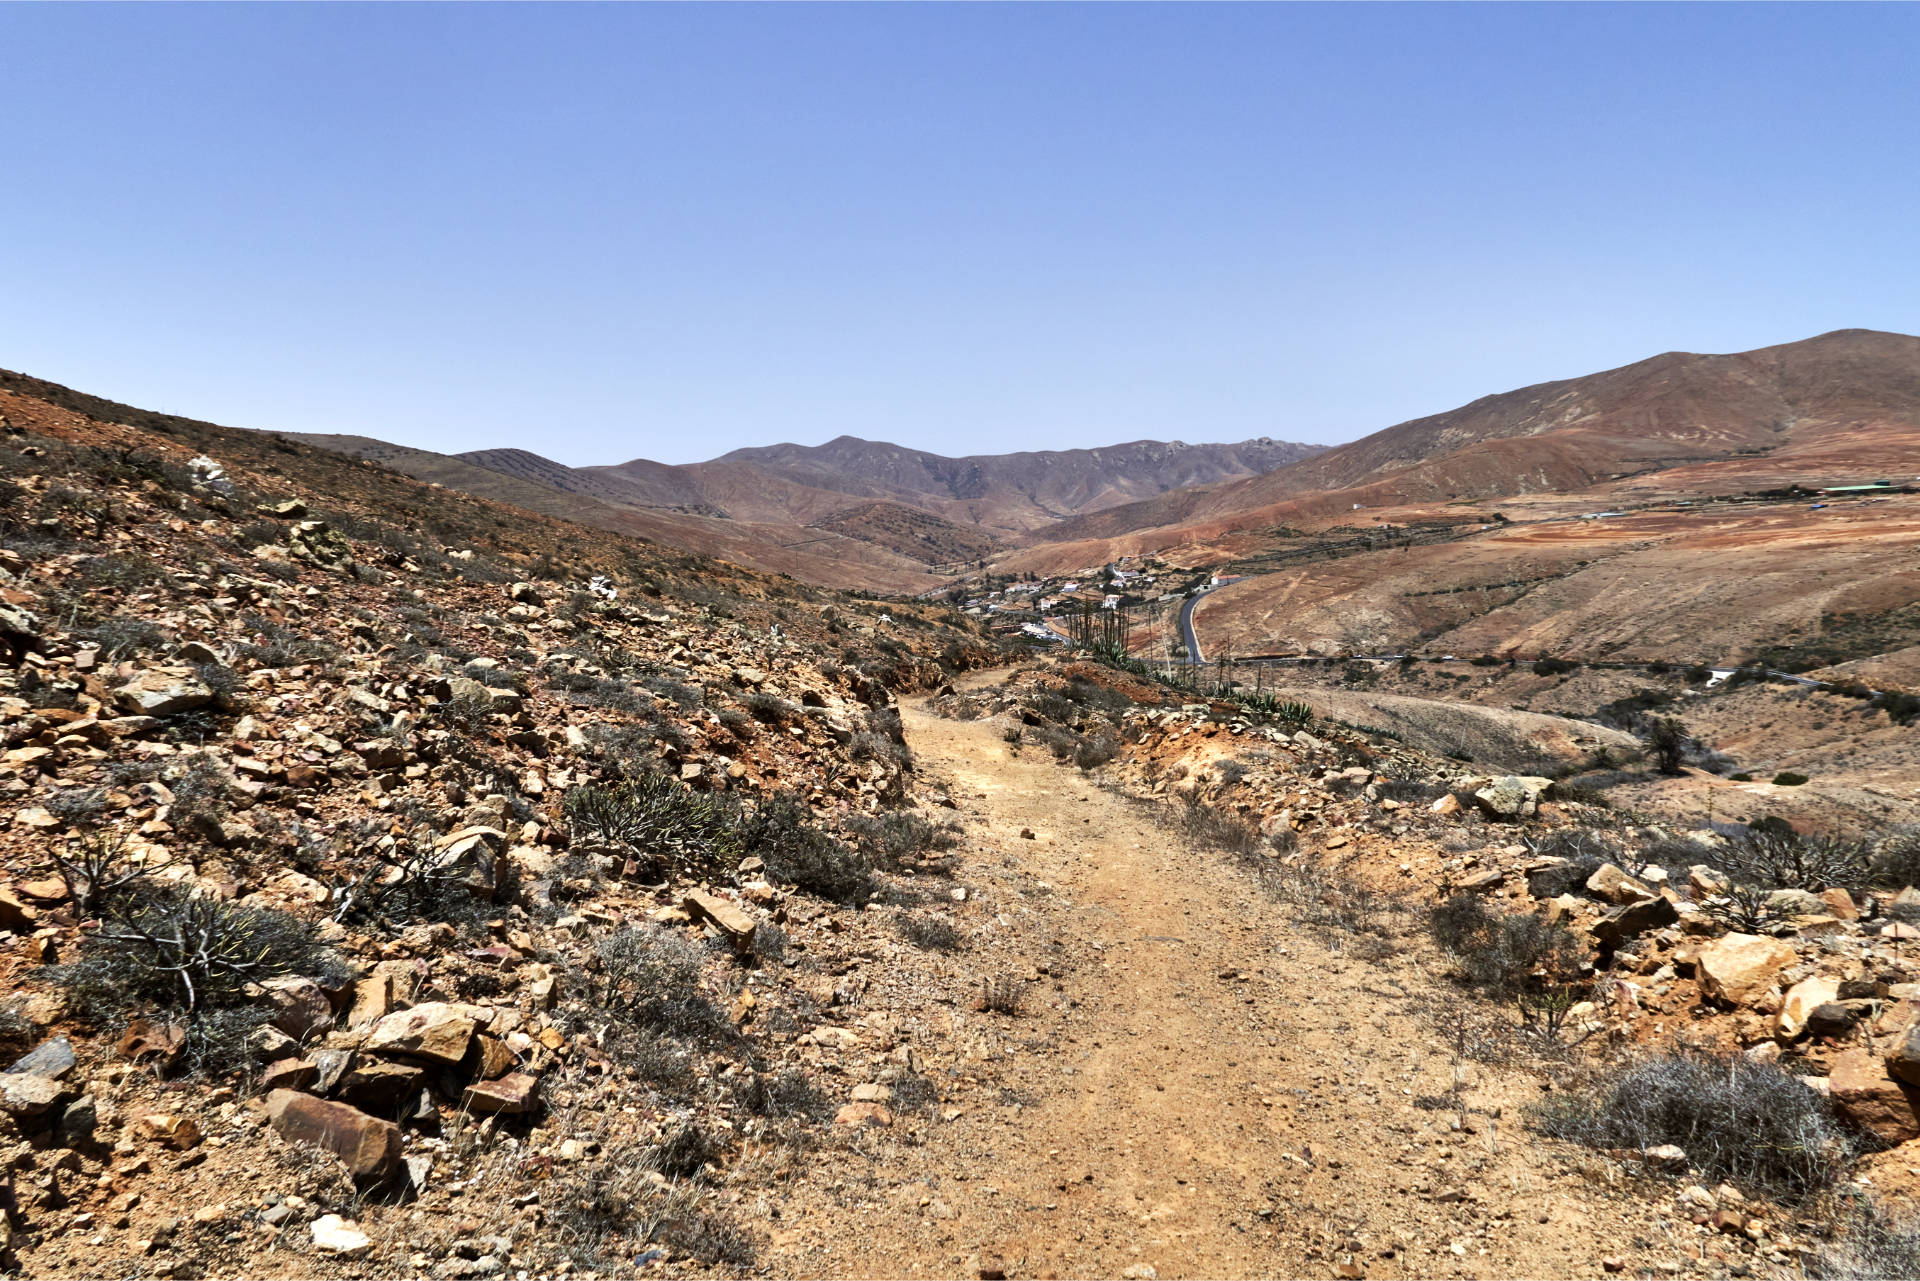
363 1002 484 1065
265 1090 401 1181
1831 1049 1920 1144
1695 933 1798 1005
259 977 334 1041
1586 864 1655 905
1590 895 1679 946
1778 976 1841 1039
1470 776 1554 820
114 668 213 717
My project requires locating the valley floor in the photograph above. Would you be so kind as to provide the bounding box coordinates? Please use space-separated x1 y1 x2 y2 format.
765 684 1681 1281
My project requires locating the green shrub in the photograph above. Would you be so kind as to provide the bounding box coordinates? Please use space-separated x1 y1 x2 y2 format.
564 773 744 881
1272 699 1315 728
1773 771 1810 786
1643 716 1691 774
1871 691 1920 725
48 886 343 1075
52 886 342 1015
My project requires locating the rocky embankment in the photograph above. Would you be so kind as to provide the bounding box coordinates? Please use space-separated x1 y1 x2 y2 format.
0 400 1025 1277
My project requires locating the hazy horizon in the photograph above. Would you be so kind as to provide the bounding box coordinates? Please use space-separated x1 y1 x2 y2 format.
5 4 1919 465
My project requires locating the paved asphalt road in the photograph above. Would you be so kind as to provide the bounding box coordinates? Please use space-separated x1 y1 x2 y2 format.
1178 579 1243 663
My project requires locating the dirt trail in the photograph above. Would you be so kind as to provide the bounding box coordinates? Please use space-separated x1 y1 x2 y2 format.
766 689 1664 1281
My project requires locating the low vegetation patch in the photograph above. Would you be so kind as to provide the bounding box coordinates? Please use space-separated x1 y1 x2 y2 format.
49 885 344 1074
1531 1051 1861 1199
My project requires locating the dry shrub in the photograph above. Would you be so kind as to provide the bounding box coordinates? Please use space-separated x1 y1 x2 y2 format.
750 796 874 903
849 811 960 869
1531 1051 1861 1199
1808 1199 1920 1280
544 1141 755 1268
897 913 964 953
1709 826 1871 892
1177 793 1264 858
596 926 730 1043
979 976 1022 1014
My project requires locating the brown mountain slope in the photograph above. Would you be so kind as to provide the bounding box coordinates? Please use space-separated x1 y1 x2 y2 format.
304 428 1322 586
285 434 952 593
1033 328 1920 551
455 446 722 516
687 434 1325 534
1179 497 1920 667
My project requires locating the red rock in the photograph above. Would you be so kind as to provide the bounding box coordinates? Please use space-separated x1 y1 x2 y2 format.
472 1035 518 1081
284 764 327 789
259 977 333 1040
683 889 756 949
116 1019 186 1067
461 1071 541 1115
265 1090 401 1181
259 1058 319 1092
15 878 68 904
834 1102 893 1128
1834 1049 1920 1143
0 887 38 931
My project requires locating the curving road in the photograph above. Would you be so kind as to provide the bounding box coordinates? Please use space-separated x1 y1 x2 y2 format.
1177 579 1239 663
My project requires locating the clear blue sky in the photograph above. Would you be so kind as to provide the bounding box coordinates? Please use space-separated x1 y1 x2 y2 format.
4 4 1918 466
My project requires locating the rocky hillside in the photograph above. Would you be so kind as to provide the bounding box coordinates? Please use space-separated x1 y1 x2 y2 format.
0 385 1029 1278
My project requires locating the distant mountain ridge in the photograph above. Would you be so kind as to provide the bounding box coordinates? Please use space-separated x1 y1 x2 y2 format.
660 434 1325 532
1026 328 1920 549
17 327 1915 599
264 428 1324 591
